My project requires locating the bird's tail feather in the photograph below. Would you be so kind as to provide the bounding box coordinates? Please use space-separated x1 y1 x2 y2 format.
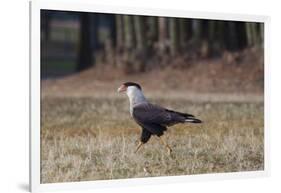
165 109 202 124
165 109 194 118
185 118 202 124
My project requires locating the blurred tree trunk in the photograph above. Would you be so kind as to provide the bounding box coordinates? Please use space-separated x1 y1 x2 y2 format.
41 11 52 41
248 22 261 47
134 16 147 71
104 15 116 65
245 22 252 46
191 19 202 44
246 22 257 47
158 17 168 53
169 18 179 56
251 23 259 46
227 21 238 50
122 15 136 72
208 20 216 41
116 15 124 51
147 17 158 50
179 18 188 50
123 15 134 50
108 15 117 47
201 20 209 40
216 21 225 50
207 20 216 54
236 21 248 49
134 16 146 51
90 14 99 52
77 13 93 71
259 23 264 47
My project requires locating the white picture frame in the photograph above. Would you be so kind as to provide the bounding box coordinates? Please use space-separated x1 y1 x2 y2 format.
30 0 270 192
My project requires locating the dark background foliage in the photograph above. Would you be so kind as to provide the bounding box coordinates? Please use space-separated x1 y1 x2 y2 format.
41 10 264 78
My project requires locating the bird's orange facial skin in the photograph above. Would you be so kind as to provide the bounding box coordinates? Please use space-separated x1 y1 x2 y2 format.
117 84 127 93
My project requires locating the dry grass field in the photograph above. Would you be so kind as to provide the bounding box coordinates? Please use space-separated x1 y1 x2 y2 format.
41 93 264 183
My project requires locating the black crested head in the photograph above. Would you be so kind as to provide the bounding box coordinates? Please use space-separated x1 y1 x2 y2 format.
123 82 142 90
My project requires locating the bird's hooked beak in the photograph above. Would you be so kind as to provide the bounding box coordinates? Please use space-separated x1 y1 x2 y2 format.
117 84 127 93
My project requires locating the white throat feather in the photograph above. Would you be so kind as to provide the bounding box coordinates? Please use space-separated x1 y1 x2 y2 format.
126 86 147 114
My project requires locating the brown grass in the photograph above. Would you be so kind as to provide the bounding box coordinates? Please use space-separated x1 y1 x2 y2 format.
41 95 264 183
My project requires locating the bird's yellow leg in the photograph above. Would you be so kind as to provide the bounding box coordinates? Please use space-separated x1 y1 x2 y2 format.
135 141 144 153
159 136 172 155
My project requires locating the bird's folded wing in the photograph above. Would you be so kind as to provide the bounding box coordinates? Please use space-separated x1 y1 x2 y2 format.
133 103 171 124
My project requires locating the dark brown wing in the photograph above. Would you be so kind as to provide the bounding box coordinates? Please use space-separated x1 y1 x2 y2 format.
132 103 195 137
133 103 170 123
132 103 169 136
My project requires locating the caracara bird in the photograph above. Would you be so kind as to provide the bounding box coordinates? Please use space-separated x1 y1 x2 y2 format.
117 82 202 155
